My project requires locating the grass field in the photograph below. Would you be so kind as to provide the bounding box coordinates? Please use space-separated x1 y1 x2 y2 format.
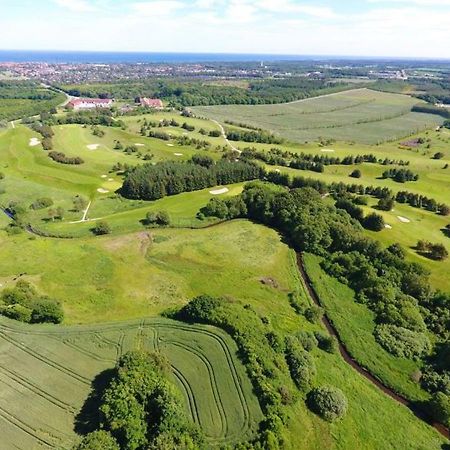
0 316 262 449
193 88 444 144
0 221 298 325
302 253 427 401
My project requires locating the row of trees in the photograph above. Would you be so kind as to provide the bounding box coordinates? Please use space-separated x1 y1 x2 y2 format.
120 158 263 200
381 168 419 183
48 151 84 165
225 129 284 144
241 147 410 169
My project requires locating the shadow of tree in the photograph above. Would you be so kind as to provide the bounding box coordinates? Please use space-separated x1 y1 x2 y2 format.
74 368 115 435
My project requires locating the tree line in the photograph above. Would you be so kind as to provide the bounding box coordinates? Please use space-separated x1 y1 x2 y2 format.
120 158 264 200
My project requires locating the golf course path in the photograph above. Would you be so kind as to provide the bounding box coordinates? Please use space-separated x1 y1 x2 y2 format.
295 252 449 440
211 119 241 154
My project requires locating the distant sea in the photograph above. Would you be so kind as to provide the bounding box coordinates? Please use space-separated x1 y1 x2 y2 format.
0 50 338 64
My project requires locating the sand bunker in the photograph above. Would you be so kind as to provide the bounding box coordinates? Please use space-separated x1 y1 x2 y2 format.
397 216 410 223
97 188 109 194
167 143 174 147
174 152 183 156
108 178 114 182
209 187 229 195
134 143 145 147
101 175 107 178
321 148 335 152
29 137 41 147
87 144 100 150
385 224 392 229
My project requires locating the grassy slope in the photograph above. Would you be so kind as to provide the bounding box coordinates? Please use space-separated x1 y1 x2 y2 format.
302 252 426 401
193 88 444 144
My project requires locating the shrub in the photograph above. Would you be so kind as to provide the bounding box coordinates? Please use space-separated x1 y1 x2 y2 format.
428 392 450 427
296 331 318 352
377 196 395 211
315 332 338 353
304 305 323 324
285 336 316 391
374 324 431 360
307 385 348 422
433 152 445 160
363 212 385 231
31 298 64 324
74 430 119 450
30 197 53 210
92 221 111 235
349 169 361 178
1 304 32 322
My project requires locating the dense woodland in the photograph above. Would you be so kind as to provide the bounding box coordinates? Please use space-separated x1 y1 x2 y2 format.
121 158 263 200
60 78 352 106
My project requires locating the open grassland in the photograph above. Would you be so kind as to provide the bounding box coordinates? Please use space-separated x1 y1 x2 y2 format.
302 253 426 401
193 88 444 144
0 316 262 449
0 221 297 325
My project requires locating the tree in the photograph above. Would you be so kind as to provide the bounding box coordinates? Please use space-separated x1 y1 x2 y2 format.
440 204 450 216
428 392 450 427
349 169 361 178
377 196 395 211
74 430 119 450
92 221 111 235
363 213 385 231
433 152 445 160
307 385 348 422
31 298 64 324
73 195 88 212
47 208 57 221
56 206 65 220
156 211 170 226
430 243 448 261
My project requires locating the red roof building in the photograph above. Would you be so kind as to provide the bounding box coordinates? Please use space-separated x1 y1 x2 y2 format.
139 98 164 108
67 98 113 110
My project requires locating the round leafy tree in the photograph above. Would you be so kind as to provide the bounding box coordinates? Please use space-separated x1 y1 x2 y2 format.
307 385 348 422
74 430 119 450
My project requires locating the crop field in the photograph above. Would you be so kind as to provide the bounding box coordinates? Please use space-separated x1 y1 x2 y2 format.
0 316 262 449
193 88 444 144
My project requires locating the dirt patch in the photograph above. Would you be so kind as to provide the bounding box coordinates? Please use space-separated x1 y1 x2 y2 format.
259 277 279 288
400 138 421 148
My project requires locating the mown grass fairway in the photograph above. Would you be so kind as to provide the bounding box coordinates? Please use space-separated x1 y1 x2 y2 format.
193 88 444 144
0 316 262 449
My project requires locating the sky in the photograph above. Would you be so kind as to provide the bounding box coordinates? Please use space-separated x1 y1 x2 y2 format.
1 0 450 58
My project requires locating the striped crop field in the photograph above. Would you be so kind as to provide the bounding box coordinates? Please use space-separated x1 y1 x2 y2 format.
193 88 444 144
0 317 262 449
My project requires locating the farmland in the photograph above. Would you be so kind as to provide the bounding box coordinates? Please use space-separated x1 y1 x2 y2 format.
0 89 449 449
193 88 445 144
0 316 262 449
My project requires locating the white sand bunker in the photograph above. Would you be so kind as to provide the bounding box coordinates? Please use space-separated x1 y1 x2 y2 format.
97 188 109 194
134 143 145 147
174 152 183 156
101 174 107 178
321 148 335 152
397 216 410 223
108 178 114 182
167 143 174 147
29 137 41 147
385 224 392 229
275 169 281 173
87 144 100 150
209 187 229 195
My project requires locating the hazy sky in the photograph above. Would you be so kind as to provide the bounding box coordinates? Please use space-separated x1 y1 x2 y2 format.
2 0 450 57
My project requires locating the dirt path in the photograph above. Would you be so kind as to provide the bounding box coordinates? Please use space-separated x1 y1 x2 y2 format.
295 253 449 440
211 120 241 154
